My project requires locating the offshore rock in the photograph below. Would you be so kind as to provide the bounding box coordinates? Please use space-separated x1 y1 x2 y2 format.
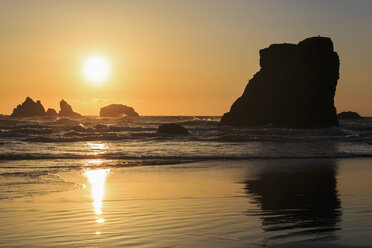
156 124 189 135
100 104 139 117
337 111 363 120
46 108 58 117
59 100 82 118
11 97 46 117
220 37 340 128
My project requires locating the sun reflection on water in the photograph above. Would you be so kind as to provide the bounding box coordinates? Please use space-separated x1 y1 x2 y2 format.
85 159 104 167
87 142 108 155
84 168 110 232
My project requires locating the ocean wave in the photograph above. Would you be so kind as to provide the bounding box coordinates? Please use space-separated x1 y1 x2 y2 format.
23 135 125 142
22 130 197 142
1 116 372 165
107 126 155 132
8 128 54 135
0 170 50 177
17 133 370 143
50 118 80 125
176 120 219 126
1 152 372 161
6 124 50 129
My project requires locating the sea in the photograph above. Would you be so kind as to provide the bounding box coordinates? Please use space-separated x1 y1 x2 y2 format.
0 115 372 247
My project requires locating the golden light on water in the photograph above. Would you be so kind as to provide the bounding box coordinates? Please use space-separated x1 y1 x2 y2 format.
84 168 110 225
85 159 104 167
96 218 105 223
87 142 108 156
88 142 107 150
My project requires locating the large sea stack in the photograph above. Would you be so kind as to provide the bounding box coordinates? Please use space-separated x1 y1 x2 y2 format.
220 37 340 128
59 100 82 118
11 97 46 117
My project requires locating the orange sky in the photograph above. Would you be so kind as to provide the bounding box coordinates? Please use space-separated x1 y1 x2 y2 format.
0 1 371 116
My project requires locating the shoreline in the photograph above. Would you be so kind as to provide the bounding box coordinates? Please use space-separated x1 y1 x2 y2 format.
1 158 372 247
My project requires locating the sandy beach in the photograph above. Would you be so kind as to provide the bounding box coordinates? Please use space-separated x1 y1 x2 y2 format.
0 158 371 247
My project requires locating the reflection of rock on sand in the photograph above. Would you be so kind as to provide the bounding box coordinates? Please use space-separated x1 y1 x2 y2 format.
245 160 341 240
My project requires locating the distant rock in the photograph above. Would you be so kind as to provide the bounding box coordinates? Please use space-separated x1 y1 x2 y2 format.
337 111 363 120
10 98 83 118
220 37 340 128
46 108 58 117
156 124 189 135
11 97 46 117
59 100 82 118
100 104 139 117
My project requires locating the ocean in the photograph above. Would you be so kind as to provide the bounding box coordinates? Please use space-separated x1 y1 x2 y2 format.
0 116 372 247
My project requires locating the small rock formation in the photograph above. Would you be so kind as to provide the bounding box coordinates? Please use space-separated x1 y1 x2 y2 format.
337 111 363 120
100 104 139 117
59 100 82 118
11 97 46 117
220 37 340 128
46 108 58 117
71 123 87 132
156 124 189 135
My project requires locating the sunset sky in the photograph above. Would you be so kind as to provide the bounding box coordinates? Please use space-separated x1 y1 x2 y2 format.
0 0 371 116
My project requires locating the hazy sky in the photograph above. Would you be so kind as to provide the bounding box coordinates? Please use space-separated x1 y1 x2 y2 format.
0 0 371 115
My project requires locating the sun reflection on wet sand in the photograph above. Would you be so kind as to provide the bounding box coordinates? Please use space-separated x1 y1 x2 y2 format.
84 168 110 233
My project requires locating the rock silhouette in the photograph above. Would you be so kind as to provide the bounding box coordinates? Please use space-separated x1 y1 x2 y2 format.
11 98 82 118
337 111 362 120
11 97 46 117
58 100 82 118
220 37 340 128
100 104 139 117
46 108 58 117
156 124 189 135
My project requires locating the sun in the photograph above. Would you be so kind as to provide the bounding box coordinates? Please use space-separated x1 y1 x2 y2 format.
83 55 110 84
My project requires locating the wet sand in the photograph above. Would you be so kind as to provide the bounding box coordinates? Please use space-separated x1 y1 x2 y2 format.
0 158 372 247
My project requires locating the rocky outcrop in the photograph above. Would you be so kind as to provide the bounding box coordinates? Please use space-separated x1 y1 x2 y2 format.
220 37 340 128
46 108 58 117
11 97 46 117
156 124 189 135
100 104 139 117
59 100 82 118
11 98 83 118
337 111 363 120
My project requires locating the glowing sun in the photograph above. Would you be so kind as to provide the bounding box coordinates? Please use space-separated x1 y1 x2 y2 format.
83 55 110 84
